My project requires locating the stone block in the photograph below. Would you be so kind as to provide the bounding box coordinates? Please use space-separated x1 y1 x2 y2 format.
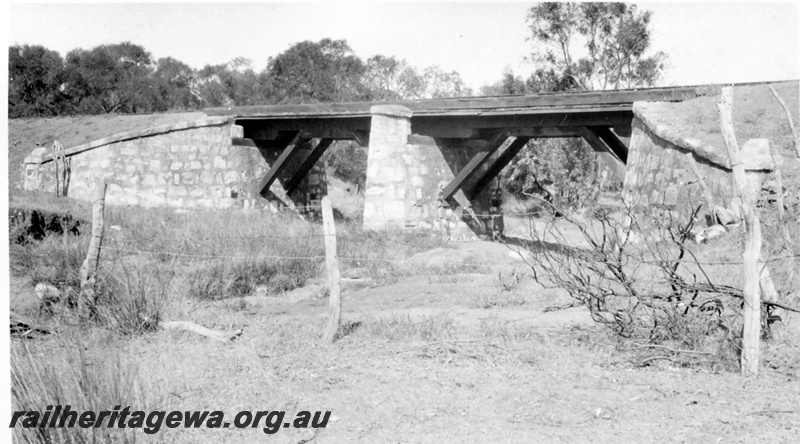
169 186 188 197
371 104 413 119
200 171 215 184
742 139 774 171
120 145 137 156
190 160 202 170
149 160 162 171
170 161 183 171
223 171 238 184
384 201 406 221
230 124 244 138
382 166 405 182
212 157 226 169
366 186 385 196
166 197 185 207
24 147 48 164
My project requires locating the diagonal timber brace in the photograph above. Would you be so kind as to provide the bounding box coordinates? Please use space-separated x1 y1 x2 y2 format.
466 136 531 200
587 126 628 163
579 126 626 182
258 131 306 197
442 131 511 201
284 138 334 195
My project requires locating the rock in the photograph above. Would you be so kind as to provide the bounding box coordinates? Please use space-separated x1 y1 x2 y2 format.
713 206 739 226
742 139 774 171
341 277 374 293
341 267 370 279
284 284 327 303
695 224 728 244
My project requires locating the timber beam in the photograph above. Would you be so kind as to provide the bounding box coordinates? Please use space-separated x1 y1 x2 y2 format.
466 136 531 200
411 111 632 139
284 138 334 195
258 131 306 197
237 117 371 140
441 131 510 201
476 127 585 139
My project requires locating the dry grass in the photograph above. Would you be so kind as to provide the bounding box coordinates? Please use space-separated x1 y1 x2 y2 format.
361 313 458 341
11 336 159 443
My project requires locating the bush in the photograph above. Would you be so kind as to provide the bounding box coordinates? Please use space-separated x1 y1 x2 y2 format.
519 204 758 367
324 141 368 189
187 257 316 300
94 264 172 334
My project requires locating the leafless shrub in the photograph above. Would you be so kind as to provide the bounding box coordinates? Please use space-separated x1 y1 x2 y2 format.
512 203 788 366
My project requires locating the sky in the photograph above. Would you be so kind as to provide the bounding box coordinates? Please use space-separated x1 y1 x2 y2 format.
6 2 800 90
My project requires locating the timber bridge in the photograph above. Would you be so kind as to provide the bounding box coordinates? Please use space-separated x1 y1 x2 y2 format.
206 85 705 235
25 81 793 237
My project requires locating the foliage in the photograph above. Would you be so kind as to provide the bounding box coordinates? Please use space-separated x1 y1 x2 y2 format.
9 45 68 117
483 3 667 208
363 55 426 100
504 138 600 211
265 38 370 103
421 65 473 98
526 2 667 90
150 57 199 111
324 141 369 189
62 42 156 114
9 37 475 117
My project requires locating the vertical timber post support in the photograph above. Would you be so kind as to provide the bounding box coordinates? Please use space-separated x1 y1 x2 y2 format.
718 86 761 377
321 196 341 345
79 180 107 319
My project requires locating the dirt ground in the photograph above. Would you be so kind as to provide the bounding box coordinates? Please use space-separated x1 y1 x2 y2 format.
11 237 800 444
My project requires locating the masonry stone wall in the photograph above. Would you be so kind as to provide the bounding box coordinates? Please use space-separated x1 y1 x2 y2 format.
22 118 278 211
623 107 774 223
363 105 502 238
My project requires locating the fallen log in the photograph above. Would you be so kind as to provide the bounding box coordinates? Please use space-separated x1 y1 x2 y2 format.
160 321 243 342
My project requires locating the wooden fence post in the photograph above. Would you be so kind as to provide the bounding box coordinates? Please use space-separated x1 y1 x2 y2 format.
321 196 342 344
769 85 799 159
718 86 761 377
79 180 107 319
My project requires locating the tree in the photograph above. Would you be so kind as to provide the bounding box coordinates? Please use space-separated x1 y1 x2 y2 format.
526 2 667 90
63 42 155 114
264 38 369 103
9 45 66 117
150 57 199 111
496 3 667 207
421 65 472 98
363 55 426 100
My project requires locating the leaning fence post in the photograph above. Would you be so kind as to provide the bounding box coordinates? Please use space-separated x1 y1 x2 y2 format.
718 86 761 377
768 85 799 158
321 196 342 344
79 180 107 319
